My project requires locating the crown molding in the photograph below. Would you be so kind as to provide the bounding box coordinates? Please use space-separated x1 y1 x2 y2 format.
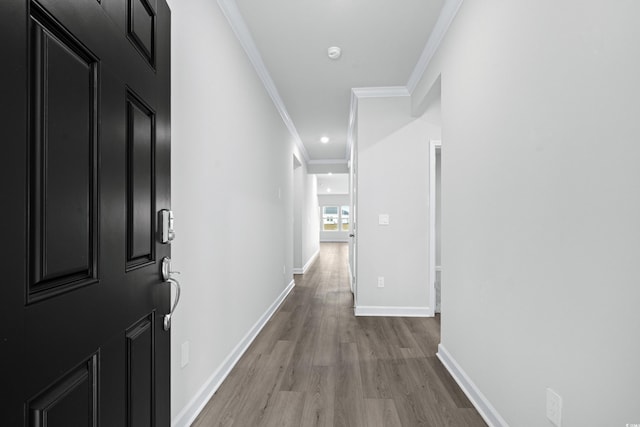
346 87 410 158
352 86 410 98
308 159 349 165
219 0 462 164
406 0 464 94
217 0 310 162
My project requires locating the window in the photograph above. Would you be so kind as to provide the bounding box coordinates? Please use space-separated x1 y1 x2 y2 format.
341 206 349 231
322 205 350 232
322 206 338 231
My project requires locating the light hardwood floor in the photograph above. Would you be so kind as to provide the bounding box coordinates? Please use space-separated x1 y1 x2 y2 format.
192 243 487 427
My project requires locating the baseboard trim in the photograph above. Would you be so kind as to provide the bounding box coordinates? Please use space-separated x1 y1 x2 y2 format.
436 344 509 427
354 306 432 317
171 279 296 427
292 248 320 275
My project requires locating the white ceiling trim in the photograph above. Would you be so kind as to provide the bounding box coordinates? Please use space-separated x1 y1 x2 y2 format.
345 87 409 158
346 1 463 159
308 159 349 165
406 0 464 94
217 0 310 162
352 86 410 98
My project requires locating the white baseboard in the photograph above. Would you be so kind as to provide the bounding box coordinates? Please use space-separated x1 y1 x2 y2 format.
292 248 319 275
171 279 296 427
436 344 509 427
354 305 432 317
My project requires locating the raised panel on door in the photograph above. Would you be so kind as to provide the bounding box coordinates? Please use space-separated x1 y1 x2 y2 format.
128 0 156 66
126 315 155 427
28 3 99 303
27 354 98 427
126 90 156 271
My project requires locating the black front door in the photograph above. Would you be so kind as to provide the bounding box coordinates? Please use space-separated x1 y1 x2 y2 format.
1 0 171 425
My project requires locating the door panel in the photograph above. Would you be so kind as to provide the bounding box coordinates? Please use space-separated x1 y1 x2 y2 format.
126 90 156 270
128 0 156 66
126 315 155 427
1 0 171 425
27 354 98 427
29 3 99 301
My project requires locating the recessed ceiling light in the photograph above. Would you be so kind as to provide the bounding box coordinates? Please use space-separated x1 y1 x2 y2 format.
327 188 332 192
328 172 333 176
327 46 341 60
321 136 329 144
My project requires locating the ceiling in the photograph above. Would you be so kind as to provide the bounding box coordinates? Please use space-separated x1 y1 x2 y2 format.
226 0 447 163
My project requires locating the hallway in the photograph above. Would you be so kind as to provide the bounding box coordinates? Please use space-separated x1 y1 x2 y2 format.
192 243 486 426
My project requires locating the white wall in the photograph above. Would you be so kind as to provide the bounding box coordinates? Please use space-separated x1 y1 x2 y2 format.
294 161 320 273
318 194 350 242
302 172 320 268
356 95 441 313
413 1 640 425
167 0 305 423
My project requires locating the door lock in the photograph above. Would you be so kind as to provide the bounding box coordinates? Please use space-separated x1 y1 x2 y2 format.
160 209 175 243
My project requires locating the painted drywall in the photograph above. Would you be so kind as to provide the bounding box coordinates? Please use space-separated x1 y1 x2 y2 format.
317 173 350 195
318 194 350 242
294 160 320 272
167 0 316 422
293 157 303 269
413 1 640 425
356 95 441 311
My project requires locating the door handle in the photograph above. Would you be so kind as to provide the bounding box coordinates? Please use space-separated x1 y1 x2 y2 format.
349 233 355 237
161 257 181 331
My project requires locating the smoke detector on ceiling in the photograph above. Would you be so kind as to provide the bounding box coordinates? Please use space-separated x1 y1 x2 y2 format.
327 46 342 60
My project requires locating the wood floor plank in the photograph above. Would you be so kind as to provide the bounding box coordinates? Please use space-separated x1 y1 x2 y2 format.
300 366 336 427
359 359 394 399
312 292 339 367
333 342 366 427
230 340 295 427
190 243 486 427
259 391 305 427
248 311 291 356
279 302 322 392
363 398 403 427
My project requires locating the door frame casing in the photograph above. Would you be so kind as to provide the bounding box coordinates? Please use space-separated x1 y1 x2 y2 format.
429 139 441 316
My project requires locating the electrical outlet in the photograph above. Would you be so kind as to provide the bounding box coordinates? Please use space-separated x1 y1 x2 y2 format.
181 341 190 368
377 276 385 288
546 388 562 427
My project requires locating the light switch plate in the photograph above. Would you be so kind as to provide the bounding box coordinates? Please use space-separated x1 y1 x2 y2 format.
379 214 389 225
